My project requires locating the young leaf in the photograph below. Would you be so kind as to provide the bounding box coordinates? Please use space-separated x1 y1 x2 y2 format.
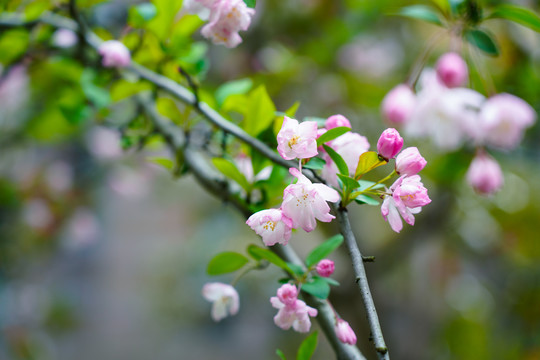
396 5 444 26
320 277 340 286
215 78 253 107
301 277 330 299
355 151 387 179
358 180 385 191
247 245 294 275
287 262 306 276
207 252 249 275
488 4 540 33
354 194 380 206
297 331 318 360
322 144 348 176
305 234 344 267
285 101 301 117
276 349 287 360
336 174 360 192
303 157 326 170
147 157 174 171
316 126 350 146
243 0 256 8
244 85 276 136
465 29 500 56
212 158 251 192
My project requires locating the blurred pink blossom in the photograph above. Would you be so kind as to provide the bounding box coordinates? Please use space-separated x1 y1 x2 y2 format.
246 208 293 246
202 282 240 321
466 152 504 195
52 28 78 48
87 127 123 160
325 114 351 130
435 52 468 88
65 208 100 249
270 284 317 333
277 116 318 160
98 40 131 68
381 84 416 125
335 319 357 345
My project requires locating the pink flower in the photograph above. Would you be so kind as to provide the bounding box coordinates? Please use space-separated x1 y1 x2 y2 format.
335 319 357 345
477 93 536 150
281 168 340 232
395 147 426 176
377 128 403 160
200 0 255 48
466 152 504 195
381 175 431 233
270 284 318 333
435 52 468 88
246 209 293 246
325 114 352 129
202 282 240 321
277 117 319 160
235 154 271 183
381 84 416 125
52 28 78 48
98 40 131 68
316 259 335 277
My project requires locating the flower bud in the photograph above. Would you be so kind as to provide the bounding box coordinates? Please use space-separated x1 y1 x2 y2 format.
395 147 426 176
316 259 335 277
381 84 416 125
335 319 357 345
377 128 404 160
466 152 504 195
435 52 468 88
98 40 131 68
276 284 299 306
325 114 351 130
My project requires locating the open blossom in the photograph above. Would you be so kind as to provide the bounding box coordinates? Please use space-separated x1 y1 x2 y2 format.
246 209 293 246
435 52 468 88
477 93 536 149
381 175 431 233
316 259 335 277
335 319 357 345
325 114 352 129
202 282 239 322
377 128 403 160
466 152 504 195
199 0 255 48
270 284 318 333
381 84 416 125
395 147 426 176
98 40 131 68
277 117 318 160
281 168 340 232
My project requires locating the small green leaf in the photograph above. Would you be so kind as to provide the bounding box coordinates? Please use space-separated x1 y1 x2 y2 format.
305 234 344 267
301 278 330 299
358 180 385 191
212 158 251 192
303 157 326 170
111 80 153 101
244 85 277 136
207 252 249 275
488 4 540 33
216 78 253 107
285 101 301 117
337 174 360 191
320 277 340 286
276 349 287 360
465 29 500 56
247 245 294 275
297 331 318 360
244 0 256 8
156 97 184 123
322 144 348 176
316 127 350 146
354 194 380 206
287 262 306 276
147 157 174 171
395 5 443 26
355 151 387 179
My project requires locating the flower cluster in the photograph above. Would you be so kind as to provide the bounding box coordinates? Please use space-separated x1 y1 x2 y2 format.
381 52 536 195
270 284 318 333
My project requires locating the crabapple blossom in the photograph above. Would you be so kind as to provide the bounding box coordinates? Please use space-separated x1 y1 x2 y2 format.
325 114 352 129
98 40 131 68
335 319 357 345
316 259 335 277
395 147 426 176
277 116 318 160
477 93 536 149
52 28 77 48
270 284 318 333
381 175 431 233
281 168 340 232
466 152 504 195
377 128 403 160
202 282 240 321
381 84 416 125
246 209 293 246
235 154 272 183
435 52 468 88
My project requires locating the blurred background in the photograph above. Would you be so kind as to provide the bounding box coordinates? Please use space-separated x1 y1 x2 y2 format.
1 0 540 359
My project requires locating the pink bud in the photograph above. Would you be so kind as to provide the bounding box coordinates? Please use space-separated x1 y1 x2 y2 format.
395 147 426 176
316 259 335 277
377 128 404 160
466 152 504 195
381 84 416 125
98 40 131 68
325 115 351 130
335 319 357 345
277 284 299 306
435 52 468 88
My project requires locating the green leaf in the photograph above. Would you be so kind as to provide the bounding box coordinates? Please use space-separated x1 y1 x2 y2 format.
465 29 500 56
129 2 158 27
297 331 318 360
212 158 251 192
287 262 306 276
285 101 301 117
303 157 326 170
276 349 287 360
111 80 153 101
355 151 387 179
216 78 253 107
0 29 30 65
354 194 380 206
147 157 174 171
320 277 340 286
244 85 276 136
301 277 330 299
247 245 294 275
337 174 360 191
305 234 344 267
316 127 350 146
244 0 256 8
395 5 443 26
488 4 540 33
156 97 183 123
322 144 348 176
358 180 385 191
207 252 249 275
